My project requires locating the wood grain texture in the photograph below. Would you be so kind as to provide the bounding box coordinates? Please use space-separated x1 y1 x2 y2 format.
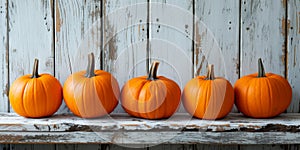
149 0 193 87
287 0 300 113
194 0 239 84
149 0 193 113
103 0 148 113
55 0 102 113
1 113 300 132
8 0 54 113
240 0 286 76
0 0 8 112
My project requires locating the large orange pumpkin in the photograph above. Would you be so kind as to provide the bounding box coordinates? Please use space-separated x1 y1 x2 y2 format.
9 59 62 118
182 64 234 120
121 61 181 119
63 53 120 118
234 58 292 118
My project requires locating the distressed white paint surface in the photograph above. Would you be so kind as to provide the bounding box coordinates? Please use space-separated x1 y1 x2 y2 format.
8 0 54 113
2 131 300 144
1 113 300 132
287 0 300 113
240 0 286 76
0 0 8 112
55 0 102 113
195 0 239 84
103 0 148 113
149 0 193 88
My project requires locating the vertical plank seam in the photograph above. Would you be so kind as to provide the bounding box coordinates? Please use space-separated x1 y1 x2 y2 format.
6 0 10 113
53 0 56 77
238 0 242 79
285 0 288 79
192 0 195 78
147 0 150 72
100 0 103 70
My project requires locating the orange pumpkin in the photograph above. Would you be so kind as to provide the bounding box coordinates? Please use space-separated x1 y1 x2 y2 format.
121 61 181 119
9 59 62 118
234 58 292 118
63 53 120 118
182 64 234 120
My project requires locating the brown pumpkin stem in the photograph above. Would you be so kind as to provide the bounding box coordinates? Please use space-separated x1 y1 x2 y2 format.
147 61 160 80
258 58 266 77
205 64 215 80
85 53 96 78
31 59 40 78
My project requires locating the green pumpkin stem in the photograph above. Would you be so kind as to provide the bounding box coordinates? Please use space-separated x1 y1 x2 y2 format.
147 61 160 80
205 64 215 80
85 53 96 78
258 58 266 77
31 59 40 78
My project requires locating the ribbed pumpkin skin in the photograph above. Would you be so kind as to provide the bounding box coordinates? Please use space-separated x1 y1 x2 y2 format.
182 76 234 120
121 76 181 119
234 73 292 118
9 74 62 118
63 70 120 118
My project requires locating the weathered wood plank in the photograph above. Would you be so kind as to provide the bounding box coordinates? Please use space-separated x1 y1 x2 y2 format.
0 0 8 112
194 0 240 112
287 0 300 113
56 144 76 150
0 144 9 150
1 131 300 144
240 0 286 76
149 0 193 88
103 0 148 113
194 0 239 84
1 113 300 132
149 0 193 113
8 0 54 113
55 0 102 113
239 145 286 150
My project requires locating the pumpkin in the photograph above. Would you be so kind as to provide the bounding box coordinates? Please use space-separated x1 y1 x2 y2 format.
182 64 234 120
9 59 62 118
121 61 181 119
234 58 292 118
63 53 119 118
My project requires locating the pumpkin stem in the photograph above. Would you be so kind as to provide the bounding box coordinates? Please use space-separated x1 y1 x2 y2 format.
205 64 215 80
147 61 160 80
85 53 96 78
31 59 40 78
258 58 266 77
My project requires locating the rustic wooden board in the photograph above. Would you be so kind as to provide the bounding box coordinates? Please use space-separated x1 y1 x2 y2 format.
8 0 54 113
287 0 300 113
103 0 148 113
55 0 102 113
149 0 193 113
149 0 193 88
2 131 300 144
240 0 286 76
194 0 240 112
194 0 240 84
1 113 300 132
0 0 8 112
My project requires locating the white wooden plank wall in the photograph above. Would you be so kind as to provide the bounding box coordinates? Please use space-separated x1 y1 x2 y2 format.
103 0 148 113
240 0 286 76
0 0 8 112
55 0 102 113
287 0 300 113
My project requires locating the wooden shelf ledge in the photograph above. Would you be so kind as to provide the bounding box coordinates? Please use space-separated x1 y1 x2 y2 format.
0 113 300 144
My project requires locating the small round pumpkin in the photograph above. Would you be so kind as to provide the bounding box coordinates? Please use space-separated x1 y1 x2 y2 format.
63 53 120 118
9 59 62 118
121 61 181 119
234 58 292 118
182 64 234 120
